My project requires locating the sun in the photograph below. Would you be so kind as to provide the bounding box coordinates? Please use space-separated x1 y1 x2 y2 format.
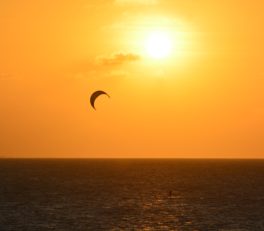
145 31 172 59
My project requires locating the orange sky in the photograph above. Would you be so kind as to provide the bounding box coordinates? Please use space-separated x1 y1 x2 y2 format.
1 0 263 158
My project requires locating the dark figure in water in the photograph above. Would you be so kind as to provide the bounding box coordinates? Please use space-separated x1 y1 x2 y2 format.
169 190 173 197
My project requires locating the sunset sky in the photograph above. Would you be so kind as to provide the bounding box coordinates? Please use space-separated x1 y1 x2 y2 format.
1 0 263 158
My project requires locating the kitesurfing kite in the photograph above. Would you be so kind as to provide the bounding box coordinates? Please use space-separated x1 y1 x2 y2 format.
90 90 110 110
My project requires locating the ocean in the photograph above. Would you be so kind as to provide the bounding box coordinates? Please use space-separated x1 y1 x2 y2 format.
0 159 263 230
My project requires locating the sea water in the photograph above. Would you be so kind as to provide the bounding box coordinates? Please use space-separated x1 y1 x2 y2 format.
0 159 263 230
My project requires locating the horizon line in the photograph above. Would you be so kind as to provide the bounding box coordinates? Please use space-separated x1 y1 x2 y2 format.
0 157 264 160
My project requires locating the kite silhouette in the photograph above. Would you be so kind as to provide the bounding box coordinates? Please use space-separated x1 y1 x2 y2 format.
90 90 110 110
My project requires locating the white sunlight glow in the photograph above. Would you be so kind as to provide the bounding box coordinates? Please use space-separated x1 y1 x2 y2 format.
145 31 172 59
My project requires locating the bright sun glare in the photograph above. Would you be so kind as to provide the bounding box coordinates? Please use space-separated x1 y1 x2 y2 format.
145 31 172 59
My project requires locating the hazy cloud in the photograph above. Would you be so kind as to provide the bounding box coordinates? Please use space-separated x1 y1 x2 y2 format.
115 0 159 6
71 52 139 80
96 52 140 66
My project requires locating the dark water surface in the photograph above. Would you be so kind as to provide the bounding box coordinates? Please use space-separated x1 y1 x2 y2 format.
0 159 264 230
